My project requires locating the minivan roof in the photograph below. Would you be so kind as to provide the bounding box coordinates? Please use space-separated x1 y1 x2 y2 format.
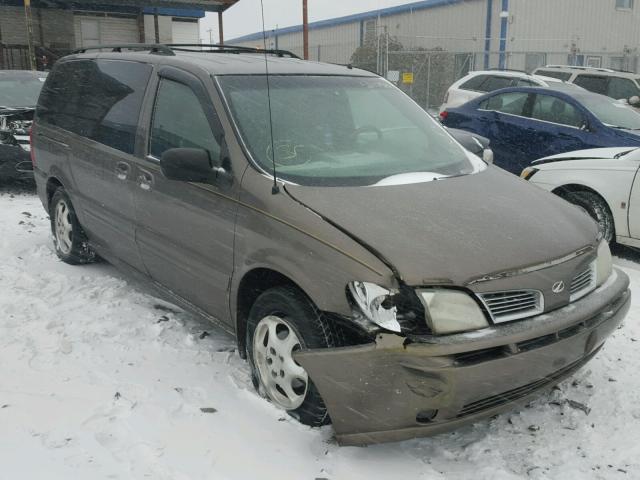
59 49 376 77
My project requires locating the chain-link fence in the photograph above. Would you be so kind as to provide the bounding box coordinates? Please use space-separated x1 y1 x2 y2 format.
266 32 640 112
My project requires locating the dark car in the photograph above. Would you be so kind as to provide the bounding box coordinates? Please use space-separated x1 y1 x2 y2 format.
441 84 640 174
0 70 47 184
31 45 628 445
446 127 493 163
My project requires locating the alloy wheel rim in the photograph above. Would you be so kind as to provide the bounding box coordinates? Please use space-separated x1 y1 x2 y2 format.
252 315 309 410
54 200 73 255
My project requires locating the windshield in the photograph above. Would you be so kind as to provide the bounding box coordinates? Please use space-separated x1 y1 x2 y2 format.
579 93 640 130
218 75 481 186
0 75 46 108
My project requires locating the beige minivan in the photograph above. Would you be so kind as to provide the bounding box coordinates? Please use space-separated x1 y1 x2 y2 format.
32 44 630 445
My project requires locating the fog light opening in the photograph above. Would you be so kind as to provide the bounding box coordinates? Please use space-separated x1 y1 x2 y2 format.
416 409 438 424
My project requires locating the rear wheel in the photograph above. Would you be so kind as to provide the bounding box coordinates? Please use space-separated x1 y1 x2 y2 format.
246 286 337 427
564 190 615 244
50 187 96 264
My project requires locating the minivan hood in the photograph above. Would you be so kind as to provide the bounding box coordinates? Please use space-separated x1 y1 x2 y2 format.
285 167 598 286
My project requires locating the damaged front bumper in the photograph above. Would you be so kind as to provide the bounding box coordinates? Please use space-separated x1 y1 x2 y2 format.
295 268 630 445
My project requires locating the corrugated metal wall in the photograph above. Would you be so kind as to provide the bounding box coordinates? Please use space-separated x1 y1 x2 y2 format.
232 0 640 71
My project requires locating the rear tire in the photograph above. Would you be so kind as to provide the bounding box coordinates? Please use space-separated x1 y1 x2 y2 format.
50 187 96 265
565 190 615 244
246 286 338 427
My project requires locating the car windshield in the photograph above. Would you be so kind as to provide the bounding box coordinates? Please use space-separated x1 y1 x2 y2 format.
579 93 640 130
218 75 482 186
0 75 46 108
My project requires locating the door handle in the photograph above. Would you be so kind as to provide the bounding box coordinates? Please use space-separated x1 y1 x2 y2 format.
138 170 154 191
115 161 130 181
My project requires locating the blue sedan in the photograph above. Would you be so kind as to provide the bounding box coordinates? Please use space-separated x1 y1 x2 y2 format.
441 85 640 174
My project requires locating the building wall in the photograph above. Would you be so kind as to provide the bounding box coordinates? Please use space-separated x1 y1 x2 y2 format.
232 0 640 72
74 13 140 47
0 6 75 49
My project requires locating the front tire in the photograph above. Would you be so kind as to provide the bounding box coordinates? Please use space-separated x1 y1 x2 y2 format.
246 286 338 427
565 190 615 244
50 187 96 265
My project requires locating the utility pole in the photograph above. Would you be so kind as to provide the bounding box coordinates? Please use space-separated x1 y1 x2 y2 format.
207 28 213 44
218 11 224 45
23 0 36 70
302 0 308 60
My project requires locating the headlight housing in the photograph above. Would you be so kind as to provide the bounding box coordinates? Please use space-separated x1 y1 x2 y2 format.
596 239 613 287
418 289 489 334
348 281 401 333
520 167 539 180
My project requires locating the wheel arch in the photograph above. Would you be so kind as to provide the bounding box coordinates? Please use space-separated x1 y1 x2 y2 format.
552 183 618 238
45 176 65 212
234 268 314 359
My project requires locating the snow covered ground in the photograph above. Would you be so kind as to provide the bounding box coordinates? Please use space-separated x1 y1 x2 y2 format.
1 189 640 480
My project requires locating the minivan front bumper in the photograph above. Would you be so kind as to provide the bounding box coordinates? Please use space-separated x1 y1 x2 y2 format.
295 268 630 445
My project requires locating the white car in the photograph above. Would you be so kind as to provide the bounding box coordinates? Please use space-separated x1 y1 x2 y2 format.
522 147 640 246
439 70 572 114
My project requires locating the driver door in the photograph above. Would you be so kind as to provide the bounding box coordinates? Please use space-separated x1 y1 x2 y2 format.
133 67 238 324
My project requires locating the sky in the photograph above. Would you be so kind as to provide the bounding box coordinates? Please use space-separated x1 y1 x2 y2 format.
200 0 412 42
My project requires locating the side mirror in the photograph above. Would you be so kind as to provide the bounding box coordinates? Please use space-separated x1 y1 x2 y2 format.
160 148 214 183
629 96 640 107
482 148 494 164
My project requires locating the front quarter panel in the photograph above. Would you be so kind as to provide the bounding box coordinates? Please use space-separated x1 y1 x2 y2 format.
231 167 396 321
530 158 638 237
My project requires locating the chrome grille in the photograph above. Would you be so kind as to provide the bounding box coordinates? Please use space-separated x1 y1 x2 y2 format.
478 290 544 324
570 262 596 302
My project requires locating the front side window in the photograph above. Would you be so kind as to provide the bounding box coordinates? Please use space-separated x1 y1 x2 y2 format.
530 94 584 127
218 75 482 186
573 74 608 95
150 79 220 161
578 93 640 130
607 77 640 99
480 92 530 116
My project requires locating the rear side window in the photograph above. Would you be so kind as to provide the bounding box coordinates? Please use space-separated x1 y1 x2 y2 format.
534 70 572 81
460 75 488 91
37 59 151 154
150 79 220 161
573 74 608 95
530 94 584 127
480 92 530 116
479 76 514 92
607 77 640 99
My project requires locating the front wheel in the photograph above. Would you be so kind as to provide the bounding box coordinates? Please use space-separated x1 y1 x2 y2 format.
50 187 96 264
246 286 338 427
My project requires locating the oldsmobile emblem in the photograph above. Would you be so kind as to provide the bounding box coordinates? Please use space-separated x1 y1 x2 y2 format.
552 281 565 294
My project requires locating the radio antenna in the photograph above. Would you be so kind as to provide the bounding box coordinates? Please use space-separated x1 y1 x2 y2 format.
260 0 279 195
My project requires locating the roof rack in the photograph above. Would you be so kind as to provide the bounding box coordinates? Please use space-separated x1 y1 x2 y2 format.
543 64 616 73
486 68 529 74
168 44 300 59
72 44 175 55
71 43 300 59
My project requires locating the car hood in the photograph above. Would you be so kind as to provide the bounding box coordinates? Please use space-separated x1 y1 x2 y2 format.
534 146 639 163
284 167 598 286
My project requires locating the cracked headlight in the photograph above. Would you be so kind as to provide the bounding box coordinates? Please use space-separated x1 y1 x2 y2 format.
596 239 613 287
418 289 489 334
348 281 401 333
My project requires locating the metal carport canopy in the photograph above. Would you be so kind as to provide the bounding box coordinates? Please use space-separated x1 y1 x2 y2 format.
35 0 238 13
